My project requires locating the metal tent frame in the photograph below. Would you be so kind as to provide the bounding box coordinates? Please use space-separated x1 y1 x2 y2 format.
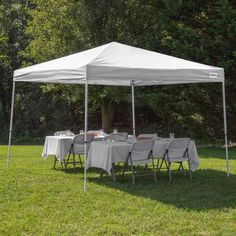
7 78 229 192
6 42 229 192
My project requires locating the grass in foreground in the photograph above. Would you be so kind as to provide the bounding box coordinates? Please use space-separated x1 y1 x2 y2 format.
0 145 236 235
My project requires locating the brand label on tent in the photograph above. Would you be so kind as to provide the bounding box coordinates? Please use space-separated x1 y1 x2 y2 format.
209 73 218 79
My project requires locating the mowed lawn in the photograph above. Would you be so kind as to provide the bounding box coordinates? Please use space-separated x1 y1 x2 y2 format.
1 146 236 235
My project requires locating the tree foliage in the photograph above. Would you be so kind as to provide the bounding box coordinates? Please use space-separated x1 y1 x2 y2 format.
0 0 29 131
0 0 236 143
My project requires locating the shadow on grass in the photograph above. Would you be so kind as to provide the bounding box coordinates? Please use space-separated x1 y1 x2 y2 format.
50 166 83 175
86 168 236 211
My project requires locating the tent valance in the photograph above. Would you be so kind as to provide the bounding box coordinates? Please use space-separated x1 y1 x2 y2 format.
14 42 224 86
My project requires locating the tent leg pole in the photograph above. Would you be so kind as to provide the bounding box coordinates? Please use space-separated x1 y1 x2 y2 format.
84 80 88 191
7 81 16 169
222 81 229 176
131 82 136 136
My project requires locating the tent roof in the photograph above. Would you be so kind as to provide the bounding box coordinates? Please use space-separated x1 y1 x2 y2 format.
14 42 224 86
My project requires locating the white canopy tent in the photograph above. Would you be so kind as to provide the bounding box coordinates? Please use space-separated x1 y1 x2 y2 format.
8 42 228 190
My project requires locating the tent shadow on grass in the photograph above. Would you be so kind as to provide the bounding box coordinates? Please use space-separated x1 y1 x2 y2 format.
86 168 236 211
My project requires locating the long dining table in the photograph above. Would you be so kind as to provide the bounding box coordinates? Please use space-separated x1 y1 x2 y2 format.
86 138 200 175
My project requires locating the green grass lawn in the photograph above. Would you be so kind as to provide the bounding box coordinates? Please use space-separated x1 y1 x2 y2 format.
1 145 236 235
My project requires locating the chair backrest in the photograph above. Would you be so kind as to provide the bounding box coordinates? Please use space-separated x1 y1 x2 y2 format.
73 134 94 144
54 131 75 136
130 140 154 162
118 132 128 140
167 138 191 158
104 132 128 142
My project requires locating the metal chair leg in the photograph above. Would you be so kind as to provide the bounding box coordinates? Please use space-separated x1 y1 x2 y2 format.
130 158 135 185
177 163 182 172
122 161 127 177
165 160 169 173
66 145 73 167
188 160 192 180
71 146 76 170
168 162 172 182
60 161 64 169
152 159 157 183
156 158 160 171
178 163 185 176
157 158 164 174
100 169 104 178
181 163 186 176
143 164 148 174
63 159 67 169
53 156 57 169
78 155 83 167
72 153 76 171
111 164 116 182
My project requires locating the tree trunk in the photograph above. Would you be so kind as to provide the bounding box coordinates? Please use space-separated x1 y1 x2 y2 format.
101 100 115 133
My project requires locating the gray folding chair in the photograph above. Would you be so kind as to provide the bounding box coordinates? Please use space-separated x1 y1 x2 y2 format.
122 140 157 184
119 132 129 140
65 134 94 169
104 132 128 142
157 138 191 181
54 130 75 136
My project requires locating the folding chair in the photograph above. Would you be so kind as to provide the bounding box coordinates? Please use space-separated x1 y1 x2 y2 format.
122 140 157 184
65 134 94 169
52 130 75 168
119 132 129 140
157 138 191 181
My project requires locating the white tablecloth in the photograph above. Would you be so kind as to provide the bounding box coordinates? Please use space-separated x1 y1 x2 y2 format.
42 136 73 162
87 141 131 174
86 139 199 174
153 139 199 171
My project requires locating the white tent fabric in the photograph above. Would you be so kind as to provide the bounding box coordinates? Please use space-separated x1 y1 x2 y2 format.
14 42 224 86
8 42 229 191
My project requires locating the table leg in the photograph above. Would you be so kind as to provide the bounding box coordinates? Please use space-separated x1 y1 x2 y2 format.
60 161 64 169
